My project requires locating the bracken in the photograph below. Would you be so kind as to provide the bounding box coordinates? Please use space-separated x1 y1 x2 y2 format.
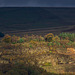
67 48 75 54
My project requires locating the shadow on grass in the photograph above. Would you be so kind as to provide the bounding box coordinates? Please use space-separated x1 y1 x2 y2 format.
0 63 58 75
0 63 74 75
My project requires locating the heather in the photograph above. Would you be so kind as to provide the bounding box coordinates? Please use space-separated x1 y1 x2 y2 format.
0 32 75 75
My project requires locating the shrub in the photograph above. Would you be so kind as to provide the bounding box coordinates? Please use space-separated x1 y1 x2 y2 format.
18 38 24 43
11 35 20 43
67 43 71 46
69 33 75 42
29 44 33 48
2 34 11 43
45 33 54 42
0 71 3 75
63 45 65 48
59 39 70 45
54 41 61 46
44 62 52 66
48 42 54 46
52 35 60 42
1 43 13 49
12 42 16 44
24 35 31 42
30 40 38 46
59 32 68 39
21 37 26 42
59 32 75 42
38 36 45 41
72 42 75 47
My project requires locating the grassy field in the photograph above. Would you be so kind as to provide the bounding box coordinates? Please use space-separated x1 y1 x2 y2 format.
0 32 75 75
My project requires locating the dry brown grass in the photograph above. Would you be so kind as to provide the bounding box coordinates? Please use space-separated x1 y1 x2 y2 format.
0 32 75 74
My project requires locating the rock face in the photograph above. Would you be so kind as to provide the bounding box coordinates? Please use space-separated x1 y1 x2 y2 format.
0 32 4 37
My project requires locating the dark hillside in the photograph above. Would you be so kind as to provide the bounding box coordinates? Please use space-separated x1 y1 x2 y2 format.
0 7 75 32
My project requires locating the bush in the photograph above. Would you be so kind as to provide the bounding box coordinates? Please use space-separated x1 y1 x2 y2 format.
18 38 24 43
54 41 61 46
59 32 75 42
2 34 11 43
1 43 12 49
38 36 45 41
48 42 54 46
52 35 60 42
12 42 16 44
11 35 20 43
59 39 70 45
30 40 38 46
59 32 68 39
29 44 33 48
45 33 54 42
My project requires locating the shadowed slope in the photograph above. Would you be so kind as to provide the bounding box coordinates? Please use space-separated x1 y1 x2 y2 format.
0 7 75 32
